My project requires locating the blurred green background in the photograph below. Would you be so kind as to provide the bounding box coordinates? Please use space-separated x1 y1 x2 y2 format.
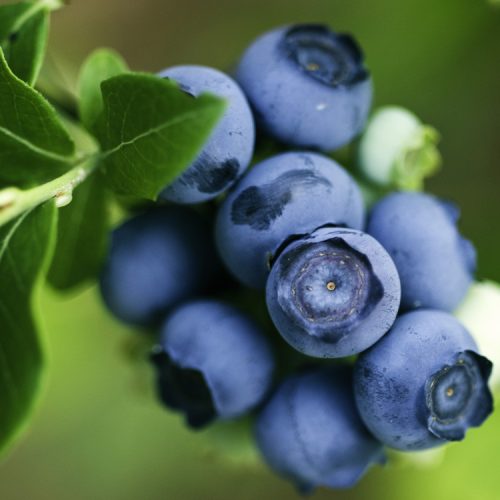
1 0 500 499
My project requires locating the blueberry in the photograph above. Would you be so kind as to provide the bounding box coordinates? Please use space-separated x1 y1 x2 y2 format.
236 24 372 151
266 227 400 358
151 300 274 428
99 206 219 326
354 310 493 451
255 366 385 491
216 151 365 289
158 65 255 204
367 192 476 311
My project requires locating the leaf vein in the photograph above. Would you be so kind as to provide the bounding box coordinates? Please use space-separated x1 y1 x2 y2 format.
0 123 73 164
102 106 216 158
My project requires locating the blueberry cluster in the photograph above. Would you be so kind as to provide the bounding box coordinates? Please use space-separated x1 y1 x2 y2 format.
99 24 494 491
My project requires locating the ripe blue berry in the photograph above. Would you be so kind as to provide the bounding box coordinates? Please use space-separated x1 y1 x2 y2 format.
236 24 372 151
216 152 365 289
266 227 401 358
158 65 255 204
99 206 219 326
151 300 274 428
354 310 493 451
367 192 476 311
255 366 385 492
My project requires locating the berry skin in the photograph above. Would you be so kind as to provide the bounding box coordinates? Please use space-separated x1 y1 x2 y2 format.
158 65 255 204
99 206 219 327
151 300 274 429
266 227 401 358
354 310 493 451
367 192 476 311
216 151 365 289
255 366 385 492
236 24 372 151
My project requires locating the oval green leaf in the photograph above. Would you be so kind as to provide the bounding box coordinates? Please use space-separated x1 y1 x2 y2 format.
0 48 75 187
48 174 109 290
0 2 33 42
78 48 129 132
0 0 61 86
4 8 49 86
0 201 57 455
96 73 226 200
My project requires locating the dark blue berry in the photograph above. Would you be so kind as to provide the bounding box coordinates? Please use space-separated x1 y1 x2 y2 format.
266 227 400 358
354 310 493 450
255 365 385 491
152 300 274 428
99 207 219 326
158 65 255 204
216 152 365 288
236 24 372 151
367 192 476 311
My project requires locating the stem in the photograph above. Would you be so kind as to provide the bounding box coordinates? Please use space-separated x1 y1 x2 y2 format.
0 153 99 227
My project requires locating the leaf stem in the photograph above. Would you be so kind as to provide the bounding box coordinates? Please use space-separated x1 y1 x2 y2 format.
0 153 100 227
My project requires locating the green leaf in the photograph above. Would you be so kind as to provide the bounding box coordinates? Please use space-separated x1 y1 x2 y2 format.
0 47 75 187
47 114 108 291
0 1 60 86
0 1 63 42
0 2 33 42
48 175 109 290
78 48 128 132
4 8 49 86
0 201 57 455
96 73 226 200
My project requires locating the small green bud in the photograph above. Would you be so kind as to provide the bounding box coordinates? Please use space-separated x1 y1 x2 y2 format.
358 106 441 190
455 281 500 391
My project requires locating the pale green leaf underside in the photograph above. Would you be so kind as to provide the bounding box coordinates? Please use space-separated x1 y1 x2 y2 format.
0 201 57 455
